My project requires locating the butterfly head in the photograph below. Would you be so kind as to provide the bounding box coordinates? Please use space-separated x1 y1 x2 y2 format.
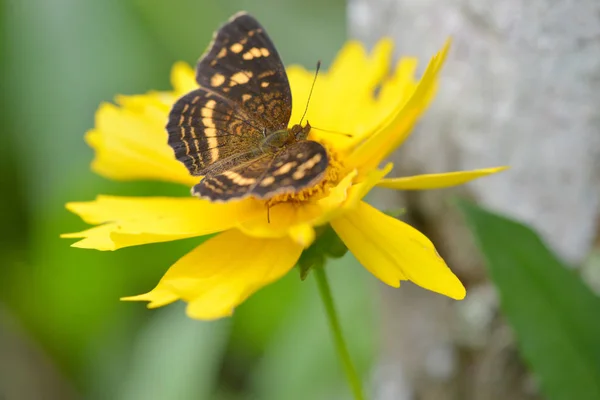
258 121 312 153
289 120 312 141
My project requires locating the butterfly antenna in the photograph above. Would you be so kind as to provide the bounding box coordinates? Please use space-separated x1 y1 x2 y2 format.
299 61 321 125
311 126 353 138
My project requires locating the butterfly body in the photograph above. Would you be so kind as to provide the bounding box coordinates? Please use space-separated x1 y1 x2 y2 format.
167 12 328 202
259 122 310 151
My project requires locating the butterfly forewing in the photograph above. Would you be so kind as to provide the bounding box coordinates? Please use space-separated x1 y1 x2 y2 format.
195 12 292 131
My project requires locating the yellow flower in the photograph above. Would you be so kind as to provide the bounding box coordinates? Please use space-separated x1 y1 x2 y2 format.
63 39 506 320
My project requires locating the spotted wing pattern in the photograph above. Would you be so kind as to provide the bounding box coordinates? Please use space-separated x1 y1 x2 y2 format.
167 12 329 202
167 88 263 176
193 141 329 202
195 12 292 131
167 12 292 177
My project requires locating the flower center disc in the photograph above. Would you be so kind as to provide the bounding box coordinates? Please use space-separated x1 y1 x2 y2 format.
266 144 343 206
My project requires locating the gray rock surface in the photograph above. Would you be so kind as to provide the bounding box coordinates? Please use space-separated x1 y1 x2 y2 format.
350 0 600 265
349 1 600 399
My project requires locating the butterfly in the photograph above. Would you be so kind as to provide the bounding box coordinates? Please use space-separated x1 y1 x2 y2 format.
166 12 328 202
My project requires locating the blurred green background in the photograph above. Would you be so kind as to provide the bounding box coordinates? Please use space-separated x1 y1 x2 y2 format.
1 1 380 399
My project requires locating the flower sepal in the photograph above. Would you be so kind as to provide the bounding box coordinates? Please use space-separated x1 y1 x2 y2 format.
297 224 348 280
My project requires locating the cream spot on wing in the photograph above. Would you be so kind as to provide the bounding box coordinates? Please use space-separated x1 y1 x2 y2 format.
223 171 256 186
205 100 216 109
292 153 323 180
202 181 224 193
217 47 227 58
180 127 189 151
201 106 213 118
230 71 252 86
243 47 266 60
210 73 225 87
274 161 297 176
205 127 219 161
260 176 275 187
242 94 252 102
258 70 276 79
202 118 215 128
260 81 270 88
230 43 243 53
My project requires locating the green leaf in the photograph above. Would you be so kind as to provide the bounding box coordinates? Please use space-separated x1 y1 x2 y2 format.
457 200 600 400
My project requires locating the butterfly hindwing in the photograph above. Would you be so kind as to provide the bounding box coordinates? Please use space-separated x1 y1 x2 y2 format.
192 141 328 201
166 88 263 176
251 141 329 198
196 12 292 132
191 153 273 201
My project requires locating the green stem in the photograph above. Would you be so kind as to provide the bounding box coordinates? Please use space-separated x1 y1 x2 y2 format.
314 267 366 400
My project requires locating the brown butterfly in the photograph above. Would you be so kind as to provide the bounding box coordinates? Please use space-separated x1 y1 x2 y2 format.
166 12 328 202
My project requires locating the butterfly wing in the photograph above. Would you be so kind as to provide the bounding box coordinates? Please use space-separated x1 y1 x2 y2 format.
167 88 264 176
251 141 329 198
192 141 328 201
195 12 292 132
192 153 274 201
167 12 293 178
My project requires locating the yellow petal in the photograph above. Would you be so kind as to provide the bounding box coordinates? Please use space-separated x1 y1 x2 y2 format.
170 61 197 95
62 195 263 250
331 201 465 300
61 223 191 251
88 97 198 186
87 62 202 186
237 170 357 245
287 39 395 152
122 229 303 320
348 39 451 174
343 163 393 210
377 166 509 190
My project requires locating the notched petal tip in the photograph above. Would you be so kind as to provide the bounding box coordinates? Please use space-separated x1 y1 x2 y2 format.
332 201 466 300
122 230 303 320
62 196 264 250
371 37 394 66
346 39 452 173
121 288 179 309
